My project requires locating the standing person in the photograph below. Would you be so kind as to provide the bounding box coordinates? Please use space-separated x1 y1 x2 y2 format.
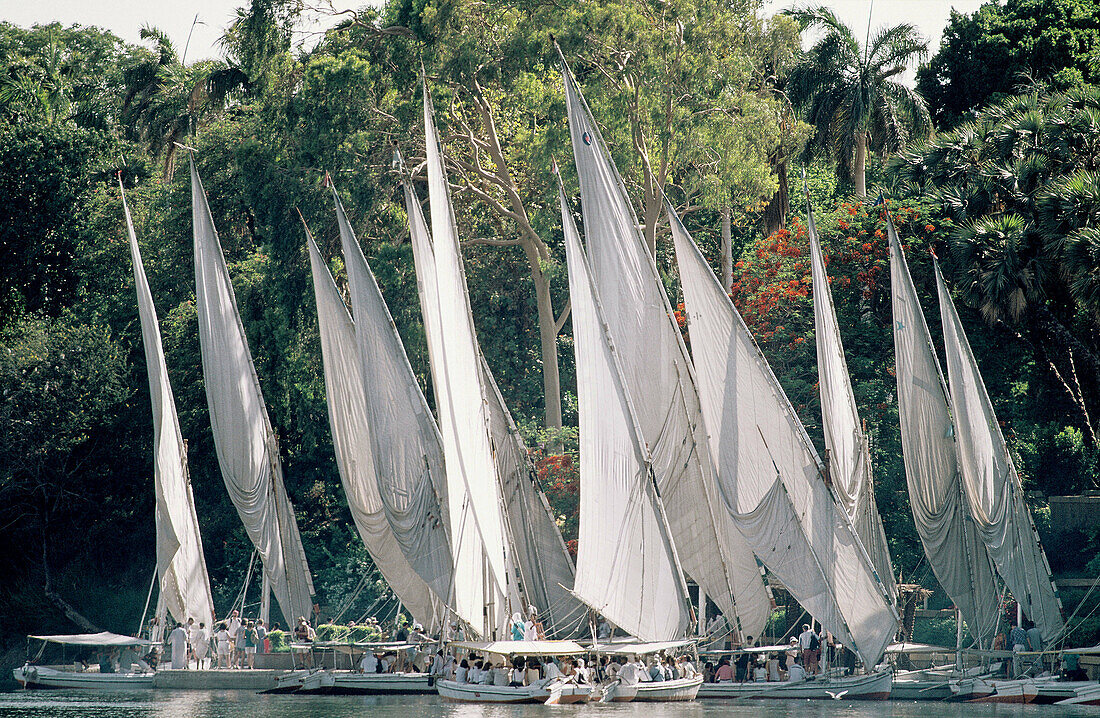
510 613 525 641
524 606 544 640
734 644 751 682
184 618 196 667
1009 621 1028 677
294 618 314 669
168 623 188 670
1025 620 1043 672
226 610 241 668
233 619 247 670
798 624 819 675
243 620 258 669
192 623 210 670
214 624 231 669
255 619 268 655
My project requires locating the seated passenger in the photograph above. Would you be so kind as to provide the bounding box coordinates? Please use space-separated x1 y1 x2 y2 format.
455 659 469 683
787 657 807 682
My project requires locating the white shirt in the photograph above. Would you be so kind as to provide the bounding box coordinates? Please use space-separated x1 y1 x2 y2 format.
227 617 241 636
754 665 767 682
361 654 379 673
455 666 468 683
523 620 537 640
788 663 807 682
680 660 696 678
544 662 562 680
798 629 816 650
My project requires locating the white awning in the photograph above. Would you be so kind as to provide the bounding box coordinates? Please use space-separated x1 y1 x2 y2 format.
451 640 585 656
588 639 696 655
28 632 151 647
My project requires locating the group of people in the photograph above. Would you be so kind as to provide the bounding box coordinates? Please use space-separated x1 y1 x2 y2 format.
354 620 432 674
151 610 274 670
703 625 852 684
436 649 697 688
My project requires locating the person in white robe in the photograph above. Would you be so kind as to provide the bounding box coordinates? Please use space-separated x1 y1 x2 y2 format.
168 623 188 670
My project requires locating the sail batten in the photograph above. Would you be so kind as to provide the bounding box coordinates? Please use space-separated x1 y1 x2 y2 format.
191 159 314 627
808 199 897 602
888 217 1000 648
935 260 1063 642
559 51 771 640
304 217 441 629
329 186 455 611
123 180 214 630
671 203 897 666
561 182 691 642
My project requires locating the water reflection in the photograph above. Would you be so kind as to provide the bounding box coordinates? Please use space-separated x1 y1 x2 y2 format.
0 691 1087 718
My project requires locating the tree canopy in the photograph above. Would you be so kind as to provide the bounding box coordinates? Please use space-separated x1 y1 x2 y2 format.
918 0 1100 127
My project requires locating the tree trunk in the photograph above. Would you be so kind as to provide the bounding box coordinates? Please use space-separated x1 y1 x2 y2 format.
720 206 733 291
459 85 565 444
853 131 867 197
522 241 564 450
762 161 789 237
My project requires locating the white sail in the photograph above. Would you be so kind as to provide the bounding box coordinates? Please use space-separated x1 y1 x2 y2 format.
671 205 897 666
123 180 214 629
423 83 512 633
559 52 771 641
807 199 897 602
191 158 314 627
398 157 582 637
329 186 455 610
888 217 1000 647
481 360 586 637
561 183 691 642
304 220 441 629
935 260 1063 643
400 166 490 633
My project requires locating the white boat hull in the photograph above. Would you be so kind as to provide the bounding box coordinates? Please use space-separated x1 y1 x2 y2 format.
699 668 892 700
632 674 702 701
436 678 549 703
13 665 153 690
330 671 434 694
297 670 336 694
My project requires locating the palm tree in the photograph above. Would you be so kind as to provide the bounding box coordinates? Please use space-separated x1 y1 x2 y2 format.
121 26 246 179
785 6 931 196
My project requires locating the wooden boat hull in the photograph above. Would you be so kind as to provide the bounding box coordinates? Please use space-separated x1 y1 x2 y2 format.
968 680 1037 704
1056 685 1100 706
890 678 955 701
13 665 154 690
699 668 892 700
632 675 703 701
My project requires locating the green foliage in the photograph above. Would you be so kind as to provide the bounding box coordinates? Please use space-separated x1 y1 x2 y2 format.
918 0 1100 127
266 629 289 651
890 87 1100 448
785 6 931 194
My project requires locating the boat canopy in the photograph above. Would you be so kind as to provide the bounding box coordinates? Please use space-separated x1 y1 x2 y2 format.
451 640 586 656
28 632 152 647
588 639 695 655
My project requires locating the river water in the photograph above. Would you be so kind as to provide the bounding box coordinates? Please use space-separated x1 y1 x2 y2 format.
0 692 1095 718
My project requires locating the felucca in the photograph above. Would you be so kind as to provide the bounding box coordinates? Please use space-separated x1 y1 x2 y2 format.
16 179 213 689
191 157 315 628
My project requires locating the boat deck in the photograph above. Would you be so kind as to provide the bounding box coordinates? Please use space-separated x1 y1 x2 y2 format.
152 669 284 691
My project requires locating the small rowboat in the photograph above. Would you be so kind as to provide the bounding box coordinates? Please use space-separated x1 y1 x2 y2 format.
14 664 154 690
